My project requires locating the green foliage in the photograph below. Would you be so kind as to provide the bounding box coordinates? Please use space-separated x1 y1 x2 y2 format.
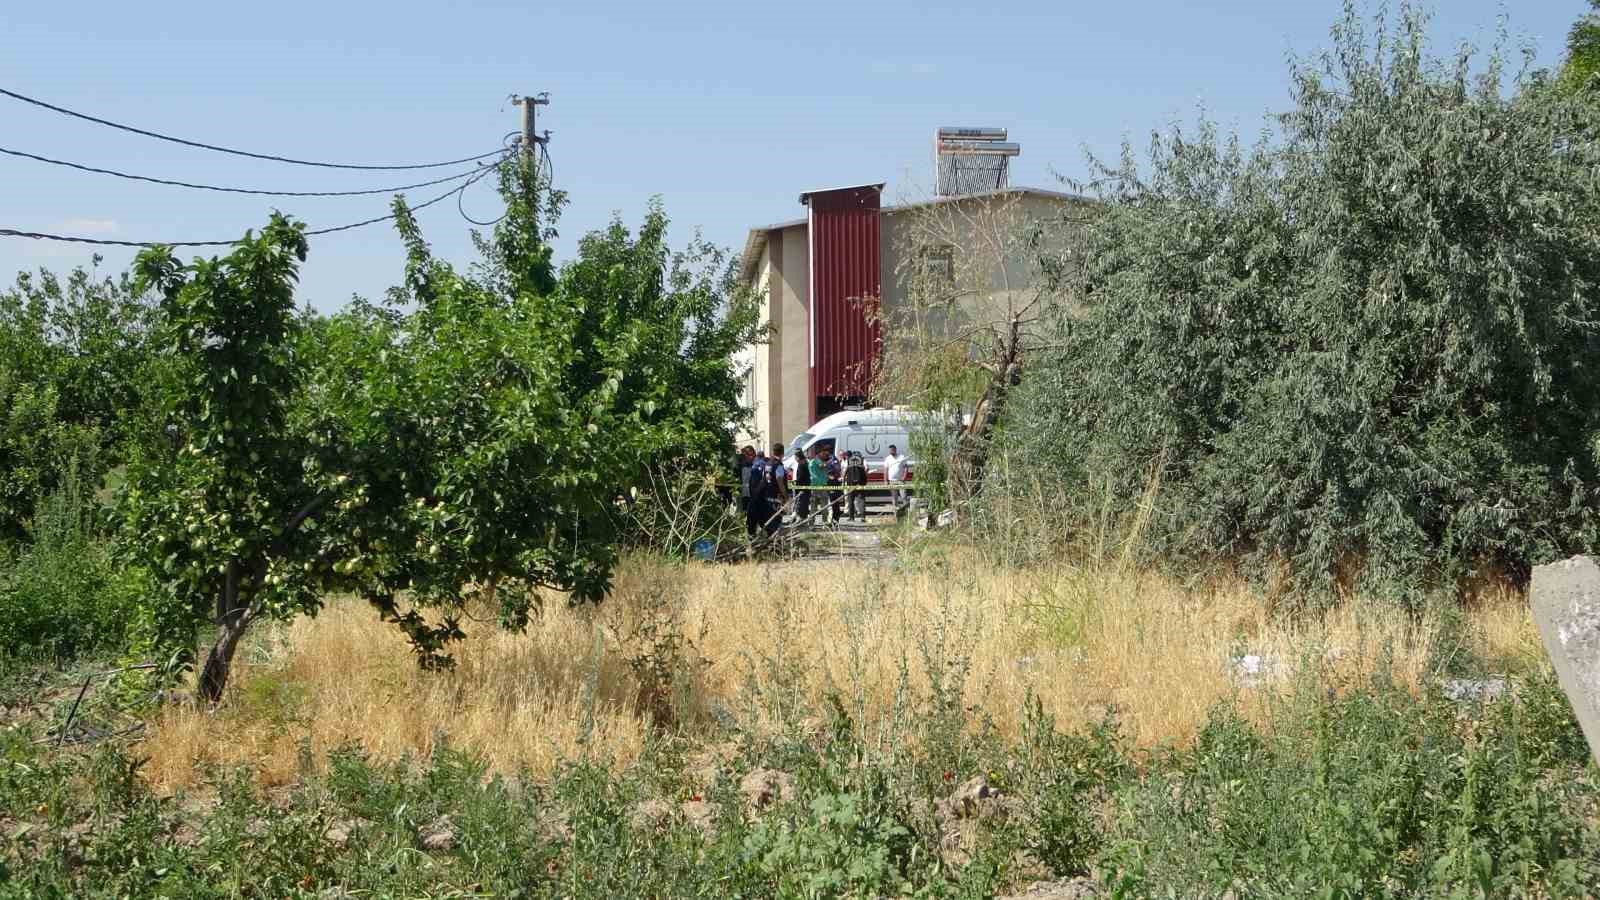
907 422 953 519
1100 678 1599 898
119 162 759 700
742 790 924 897
0 265 158 542
0 470 141 660
121 214 323 698
1017 698 1126 878
1561 1 1600 92
0 373 97 547
3 669 1594 897
1002 3 1600 598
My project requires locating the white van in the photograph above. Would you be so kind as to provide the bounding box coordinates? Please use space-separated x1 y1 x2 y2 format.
787 408 933 482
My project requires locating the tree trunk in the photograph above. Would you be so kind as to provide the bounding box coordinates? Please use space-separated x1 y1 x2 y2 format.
952 319 1024 501
197 559 256 705
192 500 326 705
196 609 257 705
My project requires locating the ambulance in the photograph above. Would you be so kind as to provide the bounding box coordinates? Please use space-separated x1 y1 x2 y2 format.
786 408 936 482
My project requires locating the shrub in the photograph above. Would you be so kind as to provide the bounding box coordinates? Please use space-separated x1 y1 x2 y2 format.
0 472 140 661
0 372 102 547
1100 680 1600 897
999 4 1600 600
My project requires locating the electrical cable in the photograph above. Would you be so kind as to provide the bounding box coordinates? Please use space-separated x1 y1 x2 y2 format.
456 175 506 226
457 137 554 227
0 86 504 171
457 156 508 226
0 145 495 197
0 160 504 248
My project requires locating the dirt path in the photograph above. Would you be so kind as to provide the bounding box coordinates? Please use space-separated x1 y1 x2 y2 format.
746 511 902 571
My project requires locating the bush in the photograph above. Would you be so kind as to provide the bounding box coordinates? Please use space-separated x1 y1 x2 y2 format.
0 372 103 547
1100 679 1599 897
0 472 140 661
998 5 1600 600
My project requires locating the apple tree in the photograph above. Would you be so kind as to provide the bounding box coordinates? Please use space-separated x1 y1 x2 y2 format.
123 164 757 703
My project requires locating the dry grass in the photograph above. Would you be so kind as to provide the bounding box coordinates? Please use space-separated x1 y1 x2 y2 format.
137 548 1543 793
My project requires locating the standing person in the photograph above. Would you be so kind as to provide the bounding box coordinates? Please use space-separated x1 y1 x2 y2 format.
736 445 755 518
767 442 791 536
824 448 844 524
744 448 769 539
808 447 828 525
845 451 868 521
792 446 812 527
884 444 907 512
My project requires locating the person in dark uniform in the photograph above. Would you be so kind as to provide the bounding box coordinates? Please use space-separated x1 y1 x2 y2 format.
744 448 768 538
766 442 790 536
792 446 812 526
824 448 844 523
845 451 868 520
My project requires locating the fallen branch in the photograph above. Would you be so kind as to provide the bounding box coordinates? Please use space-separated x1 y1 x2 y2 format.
54 662 158 748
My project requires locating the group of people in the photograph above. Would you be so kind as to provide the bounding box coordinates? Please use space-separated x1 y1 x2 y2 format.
735 442 907 538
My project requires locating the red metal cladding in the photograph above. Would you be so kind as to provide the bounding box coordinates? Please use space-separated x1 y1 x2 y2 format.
805 186 882 419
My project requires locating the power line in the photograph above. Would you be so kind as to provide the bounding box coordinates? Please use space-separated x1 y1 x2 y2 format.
458 138 556 227
0 145 497 197
457 168 507 227
0 161 504 248
0 86 504 171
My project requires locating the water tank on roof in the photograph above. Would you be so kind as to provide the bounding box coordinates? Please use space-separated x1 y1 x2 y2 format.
935 127 1020 196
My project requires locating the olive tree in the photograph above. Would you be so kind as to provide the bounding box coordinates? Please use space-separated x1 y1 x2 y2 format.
1562 0 1600 92
1003 3 1600 599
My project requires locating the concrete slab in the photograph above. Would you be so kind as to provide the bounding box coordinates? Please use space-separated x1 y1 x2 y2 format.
1530 555 1600 768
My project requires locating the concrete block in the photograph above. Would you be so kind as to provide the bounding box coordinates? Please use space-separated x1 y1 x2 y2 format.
1530 555 1600 768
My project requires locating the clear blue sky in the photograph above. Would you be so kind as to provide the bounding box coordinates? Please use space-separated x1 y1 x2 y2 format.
0 1 1580 310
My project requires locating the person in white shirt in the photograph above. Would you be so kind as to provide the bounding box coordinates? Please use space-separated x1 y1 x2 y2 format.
884 444 908 510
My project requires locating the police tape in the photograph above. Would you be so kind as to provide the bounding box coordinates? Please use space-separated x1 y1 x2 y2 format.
712 482 923 493
783 483 924 493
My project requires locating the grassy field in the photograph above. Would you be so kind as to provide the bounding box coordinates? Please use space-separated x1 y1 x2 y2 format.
136 544 1541 792
5 536 1596 897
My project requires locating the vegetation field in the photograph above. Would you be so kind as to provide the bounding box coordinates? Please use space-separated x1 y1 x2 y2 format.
6 3 1600 897
4 543 1597 897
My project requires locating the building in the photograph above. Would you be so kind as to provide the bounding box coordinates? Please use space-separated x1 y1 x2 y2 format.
734 182 1085 450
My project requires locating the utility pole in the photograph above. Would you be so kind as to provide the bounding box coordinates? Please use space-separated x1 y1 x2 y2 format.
511 93 550 183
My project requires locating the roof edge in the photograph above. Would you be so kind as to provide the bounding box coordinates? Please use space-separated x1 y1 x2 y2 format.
798 182 885 206
883 185 1094 213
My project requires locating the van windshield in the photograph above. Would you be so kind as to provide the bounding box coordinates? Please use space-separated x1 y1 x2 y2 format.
789 432 814 453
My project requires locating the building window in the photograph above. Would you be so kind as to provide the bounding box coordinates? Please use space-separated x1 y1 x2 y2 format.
920 245 955 288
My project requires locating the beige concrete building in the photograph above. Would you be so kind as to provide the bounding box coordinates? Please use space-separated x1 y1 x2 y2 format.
734 184 1085 450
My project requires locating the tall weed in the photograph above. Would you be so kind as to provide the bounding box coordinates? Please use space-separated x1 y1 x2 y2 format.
0 469 141 661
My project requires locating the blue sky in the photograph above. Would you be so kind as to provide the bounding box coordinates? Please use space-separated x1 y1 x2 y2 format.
0 1 1580 310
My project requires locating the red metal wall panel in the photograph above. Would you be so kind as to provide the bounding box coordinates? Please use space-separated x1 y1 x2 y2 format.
806 186 881 421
